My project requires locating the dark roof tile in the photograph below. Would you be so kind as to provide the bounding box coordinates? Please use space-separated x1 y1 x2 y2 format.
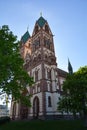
37 16 46 27
21 31 30 44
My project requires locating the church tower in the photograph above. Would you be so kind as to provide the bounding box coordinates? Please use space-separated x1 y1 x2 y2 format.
24 16 60 119
11 16 67 120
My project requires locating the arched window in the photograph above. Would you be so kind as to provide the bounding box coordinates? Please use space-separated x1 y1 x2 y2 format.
33 87 35 94
45 54 48 59
48 96 52 107
47 69 51 79
34 57 36 62
33 96 39 118
51 57 56 63
35 70 38 82
38 54 41 60
33 72 35 82
37 84 40 92
45 25 49 33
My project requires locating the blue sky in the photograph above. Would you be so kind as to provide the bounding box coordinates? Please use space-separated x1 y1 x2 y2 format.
0 0 87 72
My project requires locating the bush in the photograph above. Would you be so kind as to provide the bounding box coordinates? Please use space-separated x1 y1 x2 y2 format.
0 116 11 125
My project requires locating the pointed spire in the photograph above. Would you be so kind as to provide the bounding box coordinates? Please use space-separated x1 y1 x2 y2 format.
40 12 42 17
68 58 73 74
27 25 29 31
37 16 46 27
21 31 30 44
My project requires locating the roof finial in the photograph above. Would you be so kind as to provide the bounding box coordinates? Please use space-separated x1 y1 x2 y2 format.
40 12 42 17
27 25 29 31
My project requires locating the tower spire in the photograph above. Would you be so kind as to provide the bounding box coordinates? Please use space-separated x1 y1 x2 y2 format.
40 12 42 17
68 58 73 74
27 25 29 31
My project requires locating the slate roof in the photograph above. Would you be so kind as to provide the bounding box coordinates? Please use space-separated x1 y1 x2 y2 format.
57 68 68 78
36 16 47 27
21 31 30 44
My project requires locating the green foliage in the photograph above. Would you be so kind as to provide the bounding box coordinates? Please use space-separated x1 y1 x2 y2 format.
0 116 10 125
58 66 87 117
0 25 33 106
0 120 86 130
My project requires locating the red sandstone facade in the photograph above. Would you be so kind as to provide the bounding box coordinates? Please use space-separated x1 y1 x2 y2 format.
11 16 67 120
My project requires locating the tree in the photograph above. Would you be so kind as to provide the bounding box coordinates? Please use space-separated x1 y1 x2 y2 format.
58 66 87 126
0 25 33 106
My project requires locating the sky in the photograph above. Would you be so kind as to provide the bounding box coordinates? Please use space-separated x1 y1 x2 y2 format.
0 0 87 72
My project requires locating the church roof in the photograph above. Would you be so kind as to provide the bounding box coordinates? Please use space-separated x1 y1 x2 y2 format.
36 16 46 27
58 68 68 78
21 31 30 43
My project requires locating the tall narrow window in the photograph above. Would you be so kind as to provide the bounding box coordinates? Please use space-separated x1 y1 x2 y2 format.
48 96 52 107
33 87 35 94
47 69 51 79
35 70 38 82
37 84 40 92
33 72 35 82
45 25 49 33
38 54 41 60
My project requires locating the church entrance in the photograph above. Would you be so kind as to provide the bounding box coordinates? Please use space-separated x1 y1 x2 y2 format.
33 96 39 119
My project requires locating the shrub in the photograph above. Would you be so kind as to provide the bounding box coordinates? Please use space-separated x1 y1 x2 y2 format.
0 116 11 125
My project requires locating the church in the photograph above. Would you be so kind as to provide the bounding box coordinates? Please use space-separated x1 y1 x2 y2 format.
10 16 68 120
